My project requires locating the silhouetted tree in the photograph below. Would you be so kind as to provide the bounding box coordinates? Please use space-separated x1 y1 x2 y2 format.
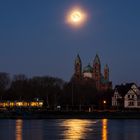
9 74 28 100
0 72 10 98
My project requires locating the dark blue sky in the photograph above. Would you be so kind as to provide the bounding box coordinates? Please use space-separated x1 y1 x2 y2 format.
0 0 140 86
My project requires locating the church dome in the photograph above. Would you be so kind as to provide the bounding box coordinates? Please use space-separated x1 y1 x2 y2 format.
83 64 93 73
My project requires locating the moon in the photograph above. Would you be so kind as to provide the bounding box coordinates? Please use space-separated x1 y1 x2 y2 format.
71 11 81 22
66 7 87 28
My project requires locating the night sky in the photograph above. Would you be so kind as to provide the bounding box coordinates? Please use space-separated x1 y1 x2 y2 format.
0 0 140 86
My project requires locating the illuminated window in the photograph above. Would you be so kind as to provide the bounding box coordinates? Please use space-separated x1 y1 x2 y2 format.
39 102 43 106
16 102 23 107
10 102 14 107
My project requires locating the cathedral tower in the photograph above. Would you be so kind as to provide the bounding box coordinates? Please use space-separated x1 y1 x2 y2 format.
72 54 112 91
93 54 101 89
104 64 109 81
74 54 82 79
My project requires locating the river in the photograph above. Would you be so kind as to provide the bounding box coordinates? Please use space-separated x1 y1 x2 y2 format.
0 119 140 140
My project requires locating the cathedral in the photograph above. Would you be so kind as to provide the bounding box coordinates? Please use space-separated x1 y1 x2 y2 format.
72 54 112 91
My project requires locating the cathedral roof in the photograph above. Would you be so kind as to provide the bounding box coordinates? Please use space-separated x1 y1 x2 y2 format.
93 54 100 64
83 64 93 73
114 83 136 97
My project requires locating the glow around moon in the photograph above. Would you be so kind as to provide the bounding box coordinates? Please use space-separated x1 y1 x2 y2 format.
66 6 87 28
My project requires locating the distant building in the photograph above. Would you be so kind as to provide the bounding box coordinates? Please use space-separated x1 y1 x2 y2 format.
112 83 140 109
72 54 112 91
0 99 44 108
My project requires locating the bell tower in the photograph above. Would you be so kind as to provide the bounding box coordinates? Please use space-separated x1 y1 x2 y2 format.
74 54 82 79
104 64 109 81
93 54 101 89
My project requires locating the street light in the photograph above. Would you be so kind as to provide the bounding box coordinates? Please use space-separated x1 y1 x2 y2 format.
103 100 106 104
103 100 107 110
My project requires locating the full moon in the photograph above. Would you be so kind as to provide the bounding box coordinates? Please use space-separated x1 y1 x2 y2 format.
71 11 81 22
66 6 87 28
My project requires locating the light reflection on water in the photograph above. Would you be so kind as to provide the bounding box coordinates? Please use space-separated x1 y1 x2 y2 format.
15 119 102 140
102 119 108 140
16 120 23 140
60 119 98 139
1 119 140 140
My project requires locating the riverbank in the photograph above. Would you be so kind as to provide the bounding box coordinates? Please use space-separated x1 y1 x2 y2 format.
1 111 140 119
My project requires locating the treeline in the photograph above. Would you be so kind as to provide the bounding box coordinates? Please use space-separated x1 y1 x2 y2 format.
0 72 113 109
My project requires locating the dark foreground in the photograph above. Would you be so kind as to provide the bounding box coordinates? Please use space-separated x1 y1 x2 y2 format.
1 110 140 119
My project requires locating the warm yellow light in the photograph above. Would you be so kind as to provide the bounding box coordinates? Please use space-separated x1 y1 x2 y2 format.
16 120 23 140
66 6 87 28
102 119 108 140
60 119 98 139
10 102 14 107
30 102 38 107
16 102 23 106
39 102 43 106
103 100 106 104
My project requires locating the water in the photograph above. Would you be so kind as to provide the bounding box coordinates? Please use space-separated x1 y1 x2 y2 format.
0 119 140 140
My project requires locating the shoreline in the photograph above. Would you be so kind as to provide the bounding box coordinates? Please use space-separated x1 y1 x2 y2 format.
1 111 140 119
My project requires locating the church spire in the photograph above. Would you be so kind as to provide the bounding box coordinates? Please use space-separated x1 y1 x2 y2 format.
75 54 81 64
93 54 101 65
74 54 82 79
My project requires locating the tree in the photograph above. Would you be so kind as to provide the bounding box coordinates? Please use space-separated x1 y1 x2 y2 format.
0 72 10 98
9 74 28 100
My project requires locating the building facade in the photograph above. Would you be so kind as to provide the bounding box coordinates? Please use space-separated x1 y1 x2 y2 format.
72 54 112 91
112 83 140 109
0 99 43 108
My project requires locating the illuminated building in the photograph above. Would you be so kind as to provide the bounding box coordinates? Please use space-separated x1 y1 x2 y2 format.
72 54 112 91
112 83 140 109
0 99 43 108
